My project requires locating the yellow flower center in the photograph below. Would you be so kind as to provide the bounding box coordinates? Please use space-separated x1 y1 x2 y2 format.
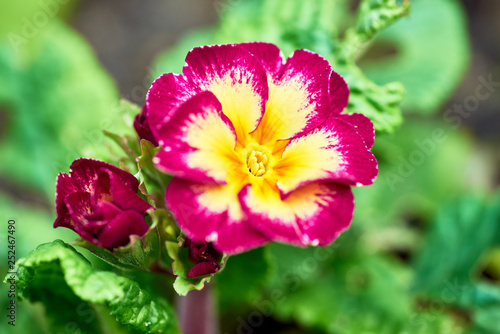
243 144 273 178
247 150 268 177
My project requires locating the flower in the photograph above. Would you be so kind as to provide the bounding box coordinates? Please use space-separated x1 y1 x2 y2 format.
147 42 378 254
54 158 154 249
184 238 222 278
134 105 159 146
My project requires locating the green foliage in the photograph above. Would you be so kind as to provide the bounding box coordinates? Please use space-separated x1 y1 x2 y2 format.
217 247 273 312
412 193 500 334
361 0 471 113
9 240 180 334
0 19 120 197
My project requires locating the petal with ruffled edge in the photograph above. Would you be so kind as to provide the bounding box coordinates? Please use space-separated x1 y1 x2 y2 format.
251 49 332 145
183 44 268 145
97 210 150 249
336 113 375 149
239 42 285 82
166 177 269 254
67 158 139 193
146 73 197 138
239 181 353 246
274 117 378 196
154 92 241 184
54 173 79 228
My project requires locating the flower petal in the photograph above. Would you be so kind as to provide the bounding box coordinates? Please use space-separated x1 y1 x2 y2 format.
154 92 240 184
239 42 285 81
336 113 375 149
97 210 150 249
54 173 78 228
68 158 139 193
329 70 349 115
251 49 332 145
166 177 268 254
187 262 220 278
105 170 153 213
64 191 93 226
183 44 269 144
146 73 196 138
239 181 354 246
274 117 378 195
134 106 159 146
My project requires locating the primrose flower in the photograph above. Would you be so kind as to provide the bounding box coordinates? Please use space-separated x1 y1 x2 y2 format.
54 158 153 249
147 42 377 254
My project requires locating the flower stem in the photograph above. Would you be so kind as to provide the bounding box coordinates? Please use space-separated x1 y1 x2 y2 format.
177 283 219 334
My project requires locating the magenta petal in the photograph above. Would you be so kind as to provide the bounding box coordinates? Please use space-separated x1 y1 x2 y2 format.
64 191 93 226
336 112 375 149
329 71 349 115
215 216 270 254
105 170 153 214
154 91 237 184
54 173 78 228
238 184 304 246
275 117 378 195
165 178 224 242
97 210 149 249
146 73 197 138
240 182 354 247
187 262 219 278
69 158 139 193
165 178 269 254
85 201 121 221
239 42 284 81
276 49 332 138
183 44 268 139
297 183 354 246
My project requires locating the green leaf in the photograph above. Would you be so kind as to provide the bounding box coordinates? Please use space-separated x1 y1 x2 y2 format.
10 240 180 333
351 0 410 44
216 247 273 312
412 194 500 293
361 0 471 113
267 242 415 334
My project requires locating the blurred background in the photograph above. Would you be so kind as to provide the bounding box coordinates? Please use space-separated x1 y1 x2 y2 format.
0 0 499 333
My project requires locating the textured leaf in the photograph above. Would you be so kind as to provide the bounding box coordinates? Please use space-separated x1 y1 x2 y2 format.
9 240 180 333
361 0 471 113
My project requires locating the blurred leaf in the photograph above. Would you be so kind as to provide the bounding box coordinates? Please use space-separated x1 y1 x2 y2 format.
268 242 416 334
10 240 180 333
412 193 500 334
361 0 471 113
353 118 478 233
216 247 273 312
413 194 500 293
0 19 120 197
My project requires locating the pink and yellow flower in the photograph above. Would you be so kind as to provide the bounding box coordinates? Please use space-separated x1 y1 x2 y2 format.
147 42 377 254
